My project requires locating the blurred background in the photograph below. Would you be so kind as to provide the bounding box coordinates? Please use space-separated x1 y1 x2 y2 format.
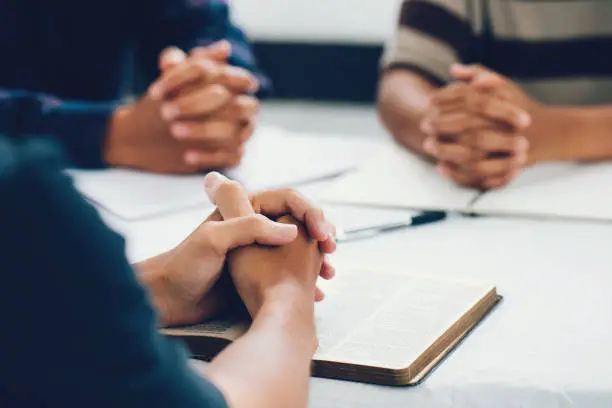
230 0 403 138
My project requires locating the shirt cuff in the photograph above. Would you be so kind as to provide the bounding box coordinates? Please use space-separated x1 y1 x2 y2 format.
46 101 116 169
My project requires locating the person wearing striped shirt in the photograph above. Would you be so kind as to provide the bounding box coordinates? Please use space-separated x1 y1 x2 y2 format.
379 0 612 190
0 0 268 174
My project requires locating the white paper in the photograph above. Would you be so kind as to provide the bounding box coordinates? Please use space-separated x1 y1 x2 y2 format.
473 161 612 221
69 126 380 220
322 143 478 212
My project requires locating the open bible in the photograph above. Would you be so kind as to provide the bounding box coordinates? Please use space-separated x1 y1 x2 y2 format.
163 269 501 386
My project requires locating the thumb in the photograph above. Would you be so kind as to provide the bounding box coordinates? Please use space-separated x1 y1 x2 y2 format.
159 46 188 72
210 214 298 252
451 63 507 90
450 63 480 81
190 40 232 62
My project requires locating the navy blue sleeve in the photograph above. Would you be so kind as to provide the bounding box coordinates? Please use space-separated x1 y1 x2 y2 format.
0 137 228 408
0 89 114 168
132 0 271 96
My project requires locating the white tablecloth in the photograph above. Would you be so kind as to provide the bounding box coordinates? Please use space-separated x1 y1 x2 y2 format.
101 197 612 408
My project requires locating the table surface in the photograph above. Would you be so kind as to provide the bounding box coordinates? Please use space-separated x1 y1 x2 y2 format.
98 103 612 408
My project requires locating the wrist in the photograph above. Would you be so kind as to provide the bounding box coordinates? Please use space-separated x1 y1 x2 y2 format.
136 252 175 327
525 104 568 164
104 104 136 167
256 282 317 352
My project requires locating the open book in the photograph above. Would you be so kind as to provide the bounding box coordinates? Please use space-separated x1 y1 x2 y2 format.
163 269 500 386
69 126 380 220
322 143 612 221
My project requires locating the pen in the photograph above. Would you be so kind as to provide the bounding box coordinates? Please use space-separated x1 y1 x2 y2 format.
336 211 446 242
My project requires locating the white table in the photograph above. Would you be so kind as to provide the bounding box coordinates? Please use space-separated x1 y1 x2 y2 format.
97 102 612 407
99 195 612 408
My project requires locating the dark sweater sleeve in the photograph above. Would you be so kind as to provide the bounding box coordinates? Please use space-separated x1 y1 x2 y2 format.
132 0 271 97
0 89 115 168
0 137 228 408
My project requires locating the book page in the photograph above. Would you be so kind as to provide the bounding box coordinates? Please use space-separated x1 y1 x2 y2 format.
69 127 380 220
313 269 493 371
473 162 612 221
322 143 478 212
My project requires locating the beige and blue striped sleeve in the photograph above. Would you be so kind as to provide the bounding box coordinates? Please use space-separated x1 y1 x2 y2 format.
381 0 477 85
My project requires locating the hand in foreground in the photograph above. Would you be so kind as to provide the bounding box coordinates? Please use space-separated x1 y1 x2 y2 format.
137 173 335 327
103 42 259 174
203 173 326 319
421 64 534 189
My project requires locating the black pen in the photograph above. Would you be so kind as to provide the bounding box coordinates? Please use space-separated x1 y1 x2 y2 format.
336 211 446 242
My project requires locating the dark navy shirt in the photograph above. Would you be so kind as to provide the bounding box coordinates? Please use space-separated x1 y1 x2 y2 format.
0 136 229 407
0 0 266 168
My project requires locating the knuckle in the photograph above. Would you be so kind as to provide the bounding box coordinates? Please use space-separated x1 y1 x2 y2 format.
478 95 494 114
307 206 324 222
208 84 229 99
194 58 214 75
198 224 225 254
248 214 268 231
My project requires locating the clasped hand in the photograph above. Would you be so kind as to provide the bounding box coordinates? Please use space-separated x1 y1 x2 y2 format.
421 64 542 190
138 173 335 327
105 41 260 174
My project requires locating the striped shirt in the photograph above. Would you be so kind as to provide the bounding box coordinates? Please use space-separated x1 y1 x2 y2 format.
382 0 612 106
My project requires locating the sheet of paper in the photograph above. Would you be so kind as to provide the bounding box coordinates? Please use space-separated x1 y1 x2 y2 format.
473 161 612 221
313 268 493 370
322 144 478 212
69 126 380 220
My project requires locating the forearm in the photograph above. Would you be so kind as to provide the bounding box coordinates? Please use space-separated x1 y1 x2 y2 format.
0 89 116 168
207 284 316 408
378 69 438 157
530 105 612 163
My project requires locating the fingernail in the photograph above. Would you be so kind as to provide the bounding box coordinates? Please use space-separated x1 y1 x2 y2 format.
161 103 179 120
423 138 436 154
451 63 471 74
203 172 224 201
518 113 532 128
215 39 232 54
171 123 191 139
164 48 187 66
421 120 434 135
184 151 200 166
226 66 248 80
436 164 450 177
515 152 527 165
148 83 164 100
321 222 335 239
324 264 336 279
248 80 260 93
517 137 530 151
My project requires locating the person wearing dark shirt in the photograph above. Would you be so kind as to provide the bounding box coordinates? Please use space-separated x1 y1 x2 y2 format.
0 137 337 408
0 0 267 173
379 0 612 190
